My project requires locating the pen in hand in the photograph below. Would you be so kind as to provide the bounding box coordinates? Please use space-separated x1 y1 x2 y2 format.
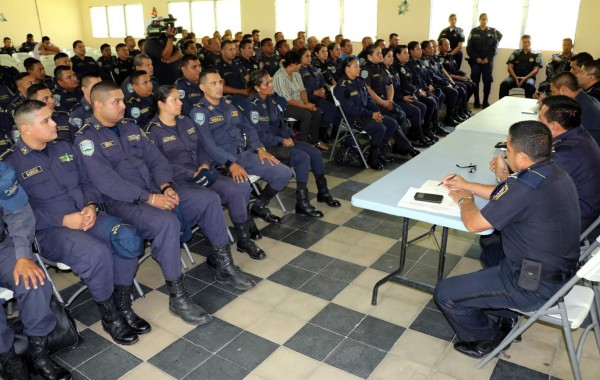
438 174 457 187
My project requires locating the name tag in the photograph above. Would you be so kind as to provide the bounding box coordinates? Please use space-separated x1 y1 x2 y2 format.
231 110 239 117
58 154 74 163
101 141 116 148
127 134 141 142
22 166 43 179
162 136 176 143
350 91 358 96
187 127 195 135
209 115 224 123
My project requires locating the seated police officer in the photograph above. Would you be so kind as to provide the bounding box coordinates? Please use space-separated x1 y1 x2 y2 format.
111 43 134 86
24 58 54 90
5 100 148 346
578 60 600 102
499 35 542 99
51 66 83 113
238 39 260 74
146 85 266 260
19 33 36 53
201 38 221 69
536 38 573 97
97 44 115 82
120 54 159 101
69 73 102 131
71 40 100 80
0 161 70 380
6 72 35 126
435 120 580 358
53 52 72 69
75 81 253 303
190 69 293 224
257 38 280 77
175 54 203 116
216 40 251 107
125 70 156 127
26 84 73 142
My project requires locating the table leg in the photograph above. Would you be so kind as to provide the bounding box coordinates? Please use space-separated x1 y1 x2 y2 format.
371 217 410 305
437 227 449 281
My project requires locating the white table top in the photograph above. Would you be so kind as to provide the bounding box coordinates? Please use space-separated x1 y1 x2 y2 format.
458 97 539 136
351 129 504 232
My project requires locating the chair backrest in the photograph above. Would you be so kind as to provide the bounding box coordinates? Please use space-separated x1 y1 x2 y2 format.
577 246 600 282
12 52 31 62
0 55 17 68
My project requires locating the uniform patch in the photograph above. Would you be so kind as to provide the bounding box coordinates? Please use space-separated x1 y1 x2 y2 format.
194 113 205 125
209 115 224 123
400 67 406 74
70 117 82 128
350 90 359 96
231 110 238 117
178 89 185 99
492 183 508 200
250 111 259 124
22 166 43 179
535 56 541 63
127 134 141 142
20 146 29 155
79 140 94 156
130 107 141 118
187 127 195 135
101 141 115 148
162 136 176 143
53 94 61 107
59 154 74 163
360 70 369 79
127 83 134 94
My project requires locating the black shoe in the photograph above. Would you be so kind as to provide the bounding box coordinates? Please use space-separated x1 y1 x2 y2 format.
234 222 266 260
295 189 324 218
482 101 490 109
27 336 72 380
96 299 139 345
0 347 29 380
453 331 505 359
212 244 256 290
367 147 383 170
474 100 481 109
499 317 522 342
166 276 214 324
443 117 458 127
425 131 439 142
251 199 281 224
315 175 341 208
411 139 429 148
247 215 262 240
434 126 449 136
405 148 421 157
113 285 151 335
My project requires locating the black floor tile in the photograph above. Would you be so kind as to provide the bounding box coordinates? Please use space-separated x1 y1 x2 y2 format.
190 285 238 314
267 265 316 289
343 213 383 233
56 329 112 368
409 307 456 342
71 299 101 327
402 262 440 288
372 219 406 239
77 344 142 380
329 180 369 201
319 259 365 283
184 317 243 353
280 213 313 229
155 274 211 297
281 230 325 249
260 223 296 241
386 242 430 261
148 338 210 379
463 243 483 260
298 274 348 301
370 254 408 274
284 324 344 361
185 354 249 380
324 338 387 379
184 263 218 285
309 303 365 336
300 219 340 236
288 250 335 273
58 284 92 308
349 315 405 351
217 331 279 371
325 166 365 179
490 360 551 380
418 251 462 270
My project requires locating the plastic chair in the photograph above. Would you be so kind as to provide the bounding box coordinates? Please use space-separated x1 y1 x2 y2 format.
12 52 31 62
248 174 288 214
329 86 370 169
0 55 18 68
0 287 14 315
476 238 600 380
508 87 526 98
38 55 55 76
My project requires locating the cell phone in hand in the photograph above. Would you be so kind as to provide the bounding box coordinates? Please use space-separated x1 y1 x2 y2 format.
414 192 444 204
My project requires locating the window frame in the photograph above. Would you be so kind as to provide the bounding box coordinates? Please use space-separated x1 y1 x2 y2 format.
90 4 145 39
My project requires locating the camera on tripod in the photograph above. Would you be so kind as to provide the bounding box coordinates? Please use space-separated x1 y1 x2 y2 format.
147 14 183 36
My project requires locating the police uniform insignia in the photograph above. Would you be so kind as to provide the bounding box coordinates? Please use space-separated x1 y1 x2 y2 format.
22 166 43 179
329 66 336 73
53 94 61 107
400 67 406 74
259 62 264 69
114 68 120 74
187 127 195 135
361 70 369 79
79 139 94 156
536 56 541 63
127 134 141 142
127 83 134 94
423 60 429 67
208 105 214 110
70 117 82 128
59 154 74 163
194 113 205 125
162 136 176 143
492 182 508 200
209 115 224 123
101 141 116 148
178 89 185 99
20 146 29 155
131 107 141 118
440 58 444 64
529 58 533 62
262 104 266 109
250 111 259 124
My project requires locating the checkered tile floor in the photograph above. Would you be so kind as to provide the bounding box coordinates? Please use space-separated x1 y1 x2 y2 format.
18 154 600 380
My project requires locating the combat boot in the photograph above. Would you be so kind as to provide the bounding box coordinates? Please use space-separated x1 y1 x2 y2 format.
113 285 151 334
27 336 71 380
96 298 139 345
234 222 266 260
212 244 255 290
166 275 213 325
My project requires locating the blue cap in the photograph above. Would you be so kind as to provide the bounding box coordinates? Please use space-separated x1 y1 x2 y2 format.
0 162 28 212
193 167 219 187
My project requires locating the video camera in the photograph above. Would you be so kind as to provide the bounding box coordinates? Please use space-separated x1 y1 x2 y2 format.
147 14 183 37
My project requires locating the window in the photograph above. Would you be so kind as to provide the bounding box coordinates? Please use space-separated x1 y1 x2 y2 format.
90 5 145 38
428 0 474 41
478 0 525 49
191 1 216 37
275 0 378 42
167 1 241 38
525 0 580 51
215 0 242 35
167 2 192 32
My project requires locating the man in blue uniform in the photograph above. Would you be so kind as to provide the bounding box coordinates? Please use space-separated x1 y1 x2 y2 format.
112 44 134 86
578 60 600 102
19 33 36 53
75 82 253 301
217 40 251 109
24 58 54 90
569 52 593 76
71 40 100 80
125 70 155 127
69 73 102 131
257 38 280 77
499 35 542 99
438 14 466 69
6 73 35 127
97 44 115 82
536 38 573 96
51 66 83 113
201 38 221 69
0 160 71 380
6 100 147 346
175 54 203 116
26 84 74 142
435 120 580 358
238 40 259 74
120 54 159 101
191 69 292 224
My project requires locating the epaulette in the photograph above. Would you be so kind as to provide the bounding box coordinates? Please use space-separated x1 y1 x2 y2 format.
250 97 260 105
191 102 205 109
515 166 550 189
126 97 140 103
553 139 578 150
75 123 92 136
0 147 13 160
144 120 160 133
177 115 185 120
339 79 348 87
121 118 134 124
54 110 68 115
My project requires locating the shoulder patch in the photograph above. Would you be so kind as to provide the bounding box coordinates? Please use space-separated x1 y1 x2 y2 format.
178 89 185 99
491 182 508 200
250 111 259 124
194 113 205 125
360 70 369 79
79 139 94 156
70 117 82 128
130 107 141 119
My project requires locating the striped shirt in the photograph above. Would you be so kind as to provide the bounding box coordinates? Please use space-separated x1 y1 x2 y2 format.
272 66 305 102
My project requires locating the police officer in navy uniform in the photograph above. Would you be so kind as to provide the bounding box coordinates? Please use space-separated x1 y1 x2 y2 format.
125 71 156 128
435 120 580 358
438 14 466 69
51 66 83 113
75 81 253 305
26 84 74 142
216 40 251 109
312 44 336 87
326 43 343 83
24 58 55 91
6 100 148 347
248 70 341 218
578 60 600 102
147 85 266 260
97 43 116 82
19 33 36 53
112 44 134 86
499 35 542 99
175 54 204 116
71 40 100 80
467 13 502 108
6 73 35 128
536 38 573 96
191 69 292 223
69 73 102 132
200 38 221 69
438 38 477 116
0 159 71 380
238 39 260 74
120 54 159 101
333 57 397 170
257 38 280 77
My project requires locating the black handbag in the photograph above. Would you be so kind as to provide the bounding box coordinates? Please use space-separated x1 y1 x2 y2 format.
8 297 83 357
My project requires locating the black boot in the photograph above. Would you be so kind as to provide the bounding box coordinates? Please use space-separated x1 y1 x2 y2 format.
113 285 151 335
234 222 266 260
319 128 332 143
295 188 323 218
27 336 71 380
166 275 213 325
315 174 341 208
378 145 394 164
212 244 255 290
368 146 383 170
250 185 281 224
0 347 29 380
96 298 139 345
247 215 262 240
474 92 481 108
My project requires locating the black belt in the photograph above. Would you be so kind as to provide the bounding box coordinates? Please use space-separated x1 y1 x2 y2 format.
540 270 573 282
